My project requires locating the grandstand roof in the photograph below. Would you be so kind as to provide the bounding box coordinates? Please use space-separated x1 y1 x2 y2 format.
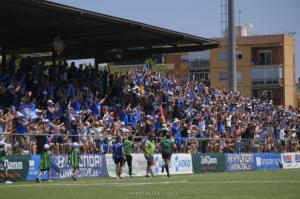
0 0 218 62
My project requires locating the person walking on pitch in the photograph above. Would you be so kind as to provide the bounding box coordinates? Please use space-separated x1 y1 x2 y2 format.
69 142 81 181
159 133 176 177
124 135 134 177
36 144 52 183
112 135 126 180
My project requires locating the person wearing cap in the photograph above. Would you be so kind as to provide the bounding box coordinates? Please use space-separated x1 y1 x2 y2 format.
0 141 12 184
68 142 80 181
36 144 52 183
46 100 55 120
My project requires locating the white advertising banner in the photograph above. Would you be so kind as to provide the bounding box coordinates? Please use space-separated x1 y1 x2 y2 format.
106 153 193 177
281 153 300 169
106 154 147 177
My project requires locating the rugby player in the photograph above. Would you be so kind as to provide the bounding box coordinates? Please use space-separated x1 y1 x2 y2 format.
36 144 52 183
112 135 125 180
69 142 80 181
159 133 176 177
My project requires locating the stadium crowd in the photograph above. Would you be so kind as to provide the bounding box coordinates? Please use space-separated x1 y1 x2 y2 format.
0 57 300 155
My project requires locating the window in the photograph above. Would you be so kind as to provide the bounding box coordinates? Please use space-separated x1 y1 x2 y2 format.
219 72 228 81
188 60 210 68
259 50 272 65
218 52 228 61
218 51 242 61
251 66 282 84
218 71 242 81
236 51 242 60
181 53 188 63
190 70 210 81
236 72 243 81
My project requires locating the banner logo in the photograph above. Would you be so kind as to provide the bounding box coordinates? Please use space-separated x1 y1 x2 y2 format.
55 156 68 169
201 156 217 165
283 155 292 163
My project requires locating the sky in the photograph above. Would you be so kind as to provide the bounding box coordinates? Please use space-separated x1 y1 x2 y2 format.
52 0 300 78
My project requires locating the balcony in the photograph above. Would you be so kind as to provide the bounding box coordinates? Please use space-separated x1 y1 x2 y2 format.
251 66 283 86
187 60 210 68
251 47 283 66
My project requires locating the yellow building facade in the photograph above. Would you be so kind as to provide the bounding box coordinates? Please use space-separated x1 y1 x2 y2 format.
165 34 296 107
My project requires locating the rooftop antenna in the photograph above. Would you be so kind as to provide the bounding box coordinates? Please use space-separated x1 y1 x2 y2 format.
238 9 242 26
221 0 228 36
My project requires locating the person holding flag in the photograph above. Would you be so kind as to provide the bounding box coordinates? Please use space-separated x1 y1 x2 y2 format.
69 142 80 181
36 144 52 183
0 141 12 184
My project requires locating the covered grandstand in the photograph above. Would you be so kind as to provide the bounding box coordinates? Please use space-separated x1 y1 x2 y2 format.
0 0 218 64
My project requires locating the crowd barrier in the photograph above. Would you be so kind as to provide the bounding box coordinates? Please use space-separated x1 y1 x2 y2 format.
2 152 300 181
281 153 300 169
192 153 225 172
106 153 193 177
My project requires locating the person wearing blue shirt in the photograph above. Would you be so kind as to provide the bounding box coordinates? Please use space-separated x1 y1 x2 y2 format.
112 135 125 180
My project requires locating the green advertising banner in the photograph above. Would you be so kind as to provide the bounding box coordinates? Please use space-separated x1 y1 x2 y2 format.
2 155 30 181
192 153 225 173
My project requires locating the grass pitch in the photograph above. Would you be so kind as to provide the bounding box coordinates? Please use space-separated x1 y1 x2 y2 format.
1 169 300 199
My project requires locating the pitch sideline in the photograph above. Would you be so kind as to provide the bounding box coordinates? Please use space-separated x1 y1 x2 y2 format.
1 179 300 188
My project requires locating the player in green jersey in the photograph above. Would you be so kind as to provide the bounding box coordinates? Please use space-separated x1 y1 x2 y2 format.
36 144 52 183
69 142 80 181
0 141 12 184
159 133 176 177
124 135 134 177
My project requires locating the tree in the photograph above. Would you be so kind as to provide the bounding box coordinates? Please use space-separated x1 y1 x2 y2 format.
144 58 167 73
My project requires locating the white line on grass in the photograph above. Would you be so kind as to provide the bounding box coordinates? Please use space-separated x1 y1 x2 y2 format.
1 180 300 188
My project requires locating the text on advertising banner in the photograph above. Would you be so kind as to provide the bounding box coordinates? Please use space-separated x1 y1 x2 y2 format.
192 153 225 173
50 154 108 179
254 153 281 170
225 153 255 171
1 156 30 181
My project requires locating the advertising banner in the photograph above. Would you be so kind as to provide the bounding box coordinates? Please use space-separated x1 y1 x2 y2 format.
254 153 281 170
225 153 255 171
154 153 193 175
50 154 108 179
281 153 300 169
0 155 30 181
106 153 193 177
26 155 48 180
106 154 146 177
192 153 225 173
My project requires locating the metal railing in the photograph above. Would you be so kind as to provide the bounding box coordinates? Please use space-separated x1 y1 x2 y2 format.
0 133 299 155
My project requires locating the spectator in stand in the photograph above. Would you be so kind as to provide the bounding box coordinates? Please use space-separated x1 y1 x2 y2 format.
0 56 299 155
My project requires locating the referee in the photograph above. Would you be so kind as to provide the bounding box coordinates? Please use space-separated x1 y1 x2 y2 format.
159 133 176 177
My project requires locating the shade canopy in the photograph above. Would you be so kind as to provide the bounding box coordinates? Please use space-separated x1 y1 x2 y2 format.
0 0 218 62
